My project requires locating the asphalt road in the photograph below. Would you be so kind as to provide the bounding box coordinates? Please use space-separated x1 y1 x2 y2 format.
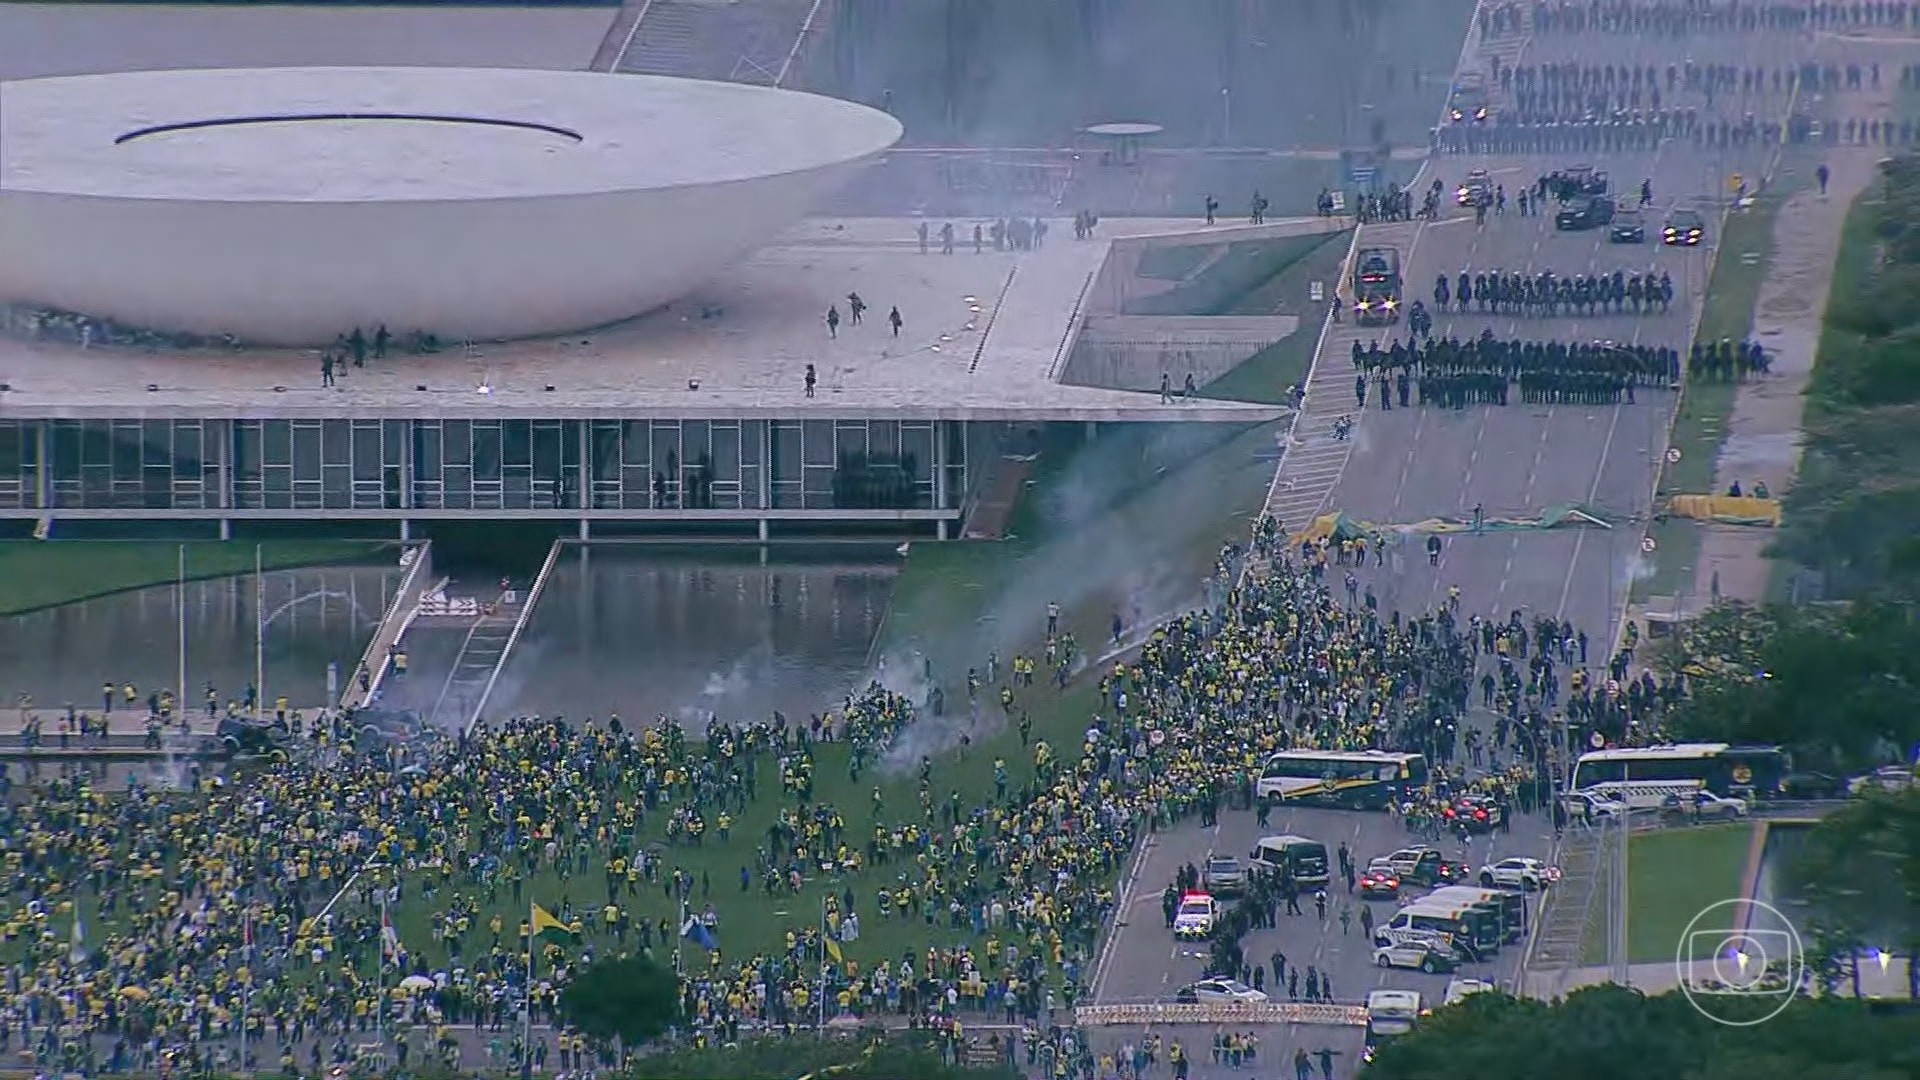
1083 12 1835 1079
1338 28 1818 649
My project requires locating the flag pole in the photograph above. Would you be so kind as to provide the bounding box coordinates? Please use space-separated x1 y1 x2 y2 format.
818 895 828 1030
377 887 389 1052
253 543 265 718
242 905 254 1076
675 897 685 975
175 543 187 722
524 901 536 1078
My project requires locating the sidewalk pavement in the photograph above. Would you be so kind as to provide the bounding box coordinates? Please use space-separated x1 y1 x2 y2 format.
1693 41 1899 604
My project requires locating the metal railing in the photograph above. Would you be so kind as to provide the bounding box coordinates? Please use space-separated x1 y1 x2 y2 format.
337 541 434 713
1045 271 1098 382
1074 1001 1367 1028
462 538 566 732
775 0 831 87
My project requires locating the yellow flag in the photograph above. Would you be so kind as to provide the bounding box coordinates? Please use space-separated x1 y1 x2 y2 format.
824 935 845 964
531 903 574 944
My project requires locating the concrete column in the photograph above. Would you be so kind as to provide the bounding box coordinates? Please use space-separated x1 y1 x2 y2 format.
579 518 590 540
212 419 231 510
758 422 774 509
575 420 590 511
399 419 415 511
219 519 232 541
34 421 50 510
932 421 948 510
399 519 412 541
758 518 770 542
937 519 949 540
1085 421 1098 441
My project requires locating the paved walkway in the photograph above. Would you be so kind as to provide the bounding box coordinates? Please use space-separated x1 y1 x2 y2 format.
1693 39 1903 603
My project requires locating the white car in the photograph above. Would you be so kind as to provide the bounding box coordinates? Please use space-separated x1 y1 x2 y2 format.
1562 791 1628 821
1173 893 1220 939
1443 977 1497 1006
1849 765 1918 795
1661 791 1750 820
1479 857 1559 891
1175 977 1268 1004
1373 940 1456 974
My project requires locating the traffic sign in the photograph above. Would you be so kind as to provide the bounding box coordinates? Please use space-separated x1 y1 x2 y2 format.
1349 165 1378 186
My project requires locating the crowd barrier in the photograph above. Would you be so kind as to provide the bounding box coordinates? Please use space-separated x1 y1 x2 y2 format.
1073 1001 1368 1028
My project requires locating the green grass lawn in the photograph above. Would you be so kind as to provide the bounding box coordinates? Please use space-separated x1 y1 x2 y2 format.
1202 230 1351 405
1134 244 1216 282
1581 823 1754 965
52 416 1285 985
576 417 1279 972
1125 233 1339 317
1633 195 1785 603
0 539 391 617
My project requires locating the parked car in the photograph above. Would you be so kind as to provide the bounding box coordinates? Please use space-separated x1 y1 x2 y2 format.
1556 195 1616 230
1203 855 1247 896
1374 940 1457 974
1781 771 1846 799
1849 765 1918 795
1479 857 1560 891
1660 790 1750 821
1358 858 1404 899
1562 791 1629 821
1609 207 1646 242
1174 978 1268 1004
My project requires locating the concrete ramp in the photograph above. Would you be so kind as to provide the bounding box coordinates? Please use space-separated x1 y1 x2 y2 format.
1064 314 1299 392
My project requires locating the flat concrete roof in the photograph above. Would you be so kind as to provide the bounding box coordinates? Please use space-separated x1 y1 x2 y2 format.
0 216 1337 423
0 67 901 203
0 4 616 82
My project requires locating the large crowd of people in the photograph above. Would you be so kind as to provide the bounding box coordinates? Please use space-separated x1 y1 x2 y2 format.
0 502 1683 1077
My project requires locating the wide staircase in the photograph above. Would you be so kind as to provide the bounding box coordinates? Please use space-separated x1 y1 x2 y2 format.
1525 826 1607 979
423 591 523 732
616 0 829 86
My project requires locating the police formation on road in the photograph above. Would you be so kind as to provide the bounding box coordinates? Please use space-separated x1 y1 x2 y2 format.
1352 334 1679 409
1495 0 1920 37
1433 268 1674 316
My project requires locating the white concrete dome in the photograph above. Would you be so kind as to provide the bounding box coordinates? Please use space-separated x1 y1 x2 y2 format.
0 66 902 346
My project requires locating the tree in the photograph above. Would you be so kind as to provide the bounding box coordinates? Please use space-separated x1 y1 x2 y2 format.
1655 601 1920 774
1787 789 1920 998
1364 985 1920 1080
554 955 681 1048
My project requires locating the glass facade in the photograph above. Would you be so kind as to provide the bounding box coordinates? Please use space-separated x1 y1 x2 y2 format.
0 418 963 514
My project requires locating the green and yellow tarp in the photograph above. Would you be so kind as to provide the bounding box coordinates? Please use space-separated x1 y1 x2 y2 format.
1667 495 1781 527
1291 505 1612 544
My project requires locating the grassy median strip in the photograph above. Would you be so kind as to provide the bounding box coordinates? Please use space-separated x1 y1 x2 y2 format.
1635 196 1785 602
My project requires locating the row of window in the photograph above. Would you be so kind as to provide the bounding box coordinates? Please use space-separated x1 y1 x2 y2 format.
0 419 967 512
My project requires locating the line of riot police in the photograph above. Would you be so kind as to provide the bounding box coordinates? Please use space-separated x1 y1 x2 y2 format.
1690 338 1771 381
1434 269 1675 317
1522 0 1909 35
1351 333 1680 409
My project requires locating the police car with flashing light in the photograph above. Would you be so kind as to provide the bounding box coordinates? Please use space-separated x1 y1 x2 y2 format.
1662 208 1705 246
1456 168 1492 206
1173 892 1220 939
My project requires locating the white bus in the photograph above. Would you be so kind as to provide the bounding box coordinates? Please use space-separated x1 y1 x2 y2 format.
1569 743 1788 808
1256 749 1430 810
